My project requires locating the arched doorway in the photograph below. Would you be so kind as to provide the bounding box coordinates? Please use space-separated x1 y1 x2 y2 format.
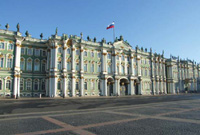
107 78 114 96
120 78 129 96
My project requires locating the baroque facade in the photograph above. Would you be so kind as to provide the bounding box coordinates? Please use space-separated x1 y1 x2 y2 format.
0 27 200 98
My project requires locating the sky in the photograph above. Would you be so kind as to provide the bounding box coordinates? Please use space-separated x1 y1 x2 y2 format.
0 0 200 62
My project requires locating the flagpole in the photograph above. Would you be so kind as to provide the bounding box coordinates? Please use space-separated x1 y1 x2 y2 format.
113 21 115 42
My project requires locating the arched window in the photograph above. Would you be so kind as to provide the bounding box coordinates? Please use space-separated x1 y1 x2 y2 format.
91 52 94 57
6 80 11 89
58 47 62 53
27 59 32 71
7 58 12 68
67 48 70 54
0 80 2 90
42 62 46 72
76 49 79 55
98 64 101 72
34 80 39 90
107 53 111 59
108 64 112 73
34 60 40 71
84 82 87 90
122 55 125 61
20 58 25 70
8 44 13 50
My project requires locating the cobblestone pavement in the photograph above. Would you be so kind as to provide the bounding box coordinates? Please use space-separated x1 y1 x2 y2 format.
0 94 200 135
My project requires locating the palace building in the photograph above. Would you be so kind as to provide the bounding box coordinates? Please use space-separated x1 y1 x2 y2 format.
0 25 199 98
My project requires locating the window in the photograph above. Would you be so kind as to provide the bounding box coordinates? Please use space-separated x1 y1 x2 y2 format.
57 81 61 89
7 58 12 68
41 80 45 90
68 81 71 90
0 58 4 68
98 52 101 58
27 48 33 55
117 55 119 60
108 64 112 73
21 48 25 55
127 67 129 74
58 47 62 53
27 80 32 91
122 55 125 61
8 44 13 50
84 82 87 90
67 62 71 70
84 64 87 72
117 66 119 74
91 81 95 90
91 64 94 72
98 64 101 72
76 49 79 55
0 80 2 90
98 81 100 90
76 82 79 90
35 49 40 56
34 81 39 90
42 63 46 72
127 56 129 62
57 61 61 70
67 48 70 54
121 65 125 74
34 60 40 71
84 51 87 56
6 80 11 89
20 79 24 91
145 70 147 76
27 60 32 71
91 52 94 57
42 50 46 56
0 42 4 49
76 63 79 71
107 53 111 59
20 60 24 70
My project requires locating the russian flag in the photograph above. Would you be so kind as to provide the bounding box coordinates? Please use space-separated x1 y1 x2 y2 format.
106 22 115 29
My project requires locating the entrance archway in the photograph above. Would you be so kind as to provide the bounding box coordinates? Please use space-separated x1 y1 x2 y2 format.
107 78 114 96
120 78 129 96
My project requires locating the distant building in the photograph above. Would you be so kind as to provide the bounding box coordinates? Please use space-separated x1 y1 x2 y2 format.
0 27 199 98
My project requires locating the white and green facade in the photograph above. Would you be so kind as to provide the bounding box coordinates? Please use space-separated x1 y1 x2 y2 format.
0 28 199 98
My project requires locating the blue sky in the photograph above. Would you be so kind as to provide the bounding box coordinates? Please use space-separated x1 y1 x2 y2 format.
1 0 200 62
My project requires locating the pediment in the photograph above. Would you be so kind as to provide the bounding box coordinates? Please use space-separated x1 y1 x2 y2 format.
113 41 132 50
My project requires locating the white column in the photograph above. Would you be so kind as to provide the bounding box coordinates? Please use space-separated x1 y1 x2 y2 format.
104 79 107 96
119 56 121 75
117 79 120 96
129 79 134 95
80 76 84 96
114 54 117 75
62 47 67 71
80 47 84 73
72 76 75 96
130 56 134 76
114 79 118 95
125 56 127 75
137 56 141 76
72 47 75 72
63 77 67 97
139 79 142 95
47 49 50 70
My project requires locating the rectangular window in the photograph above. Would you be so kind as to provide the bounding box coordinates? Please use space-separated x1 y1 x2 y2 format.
108 65 111 73
84 82 87 90
35 49 40 56
8 44 13 50
27 48 33 55
67 62 71 70
42 50 46 56
34 81 39 90
76 82 79 90
57 62 61 70
0 58 4 68
42 63 46 72
27 62 32 71
0 43 4 49
91 52 94 57
84 51 87 56
98 53 101 58
41 81 45 90
7 59 12 68
107 53 111 59
21 48 25 55
91 64 94 72
84 64 87 72
58 48 62 53
6 80 11 89
27 81 31 90
76 63 79 71
20 79 24 91
98 64 101 72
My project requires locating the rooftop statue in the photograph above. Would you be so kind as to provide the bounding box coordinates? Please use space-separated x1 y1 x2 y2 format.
40 33 43 39
5 23 9 30
16 23 20 32
25 31 29 37
55 27 58 35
